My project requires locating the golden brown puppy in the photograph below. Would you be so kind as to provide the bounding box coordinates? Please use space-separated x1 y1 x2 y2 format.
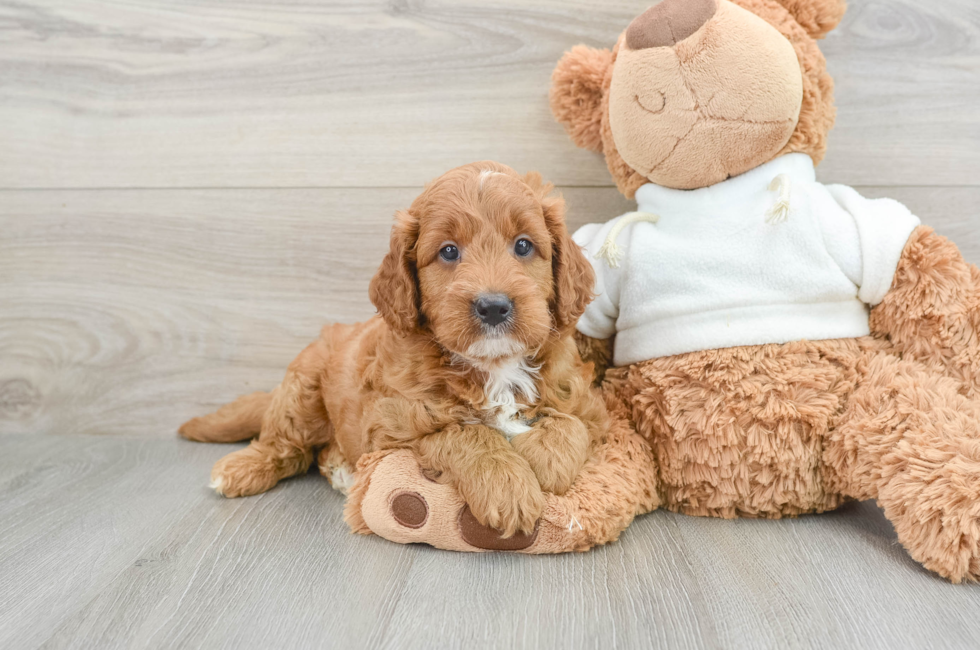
179 162 607 536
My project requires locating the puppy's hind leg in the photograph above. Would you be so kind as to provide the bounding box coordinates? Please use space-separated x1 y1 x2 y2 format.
179 391 274 443
210 340 332 498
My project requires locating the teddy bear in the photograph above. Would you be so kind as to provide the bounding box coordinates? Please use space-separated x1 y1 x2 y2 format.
549 0 980 582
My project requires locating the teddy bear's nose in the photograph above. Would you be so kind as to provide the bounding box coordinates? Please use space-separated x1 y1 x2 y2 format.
626 0 718 50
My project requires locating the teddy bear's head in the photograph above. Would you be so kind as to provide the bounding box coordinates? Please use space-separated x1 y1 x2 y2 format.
550 0 845 194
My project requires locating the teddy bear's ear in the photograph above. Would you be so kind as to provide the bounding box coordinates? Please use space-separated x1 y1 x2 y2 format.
550 45 613 153
774 0 847 39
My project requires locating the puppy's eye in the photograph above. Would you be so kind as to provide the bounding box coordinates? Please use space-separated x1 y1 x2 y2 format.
439 244 460 262
514 238 533 257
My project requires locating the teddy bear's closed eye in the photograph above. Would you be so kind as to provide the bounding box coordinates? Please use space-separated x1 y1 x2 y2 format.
634 92 665 115
553 0 980 584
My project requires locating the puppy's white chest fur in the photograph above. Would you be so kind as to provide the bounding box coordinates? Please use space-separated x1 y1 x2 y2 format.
478 356 539 439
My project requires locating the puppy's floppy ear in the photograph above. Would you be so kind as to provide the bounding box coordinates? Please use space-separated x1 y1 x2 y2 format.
772 0 846 39
370 210 422 336
550 45 613 153
526 172 595 331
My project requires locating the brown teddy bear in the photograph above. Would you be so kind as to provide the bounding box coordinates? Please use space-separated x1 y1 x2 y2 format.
551 0 980 582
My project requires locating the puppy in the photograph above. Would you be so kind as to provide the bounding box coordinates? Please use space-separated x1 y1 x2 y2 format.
179 162 607 536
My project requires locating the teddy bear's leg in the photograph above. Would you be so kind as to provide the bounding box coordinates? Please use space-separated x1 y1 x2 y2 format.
823 350 980 582
870 225 980 397
624 341 855 519
345 415 659 553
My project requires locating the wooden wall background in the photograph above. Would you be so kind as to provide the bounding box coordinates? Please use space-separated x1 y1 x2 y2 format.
3 0 979 439
2 1 980 648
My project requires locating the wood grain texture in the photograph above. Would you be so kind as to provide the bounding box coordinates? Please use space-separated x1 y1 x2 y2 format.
1 0 978 189
0 186 633 437
4 0 980 645
1 435 979 650
3 186 977 438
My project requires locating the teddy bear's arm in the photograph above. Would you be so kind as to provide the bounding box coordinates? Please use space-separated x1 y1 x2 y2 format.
570 218 630 386
870 225 980 396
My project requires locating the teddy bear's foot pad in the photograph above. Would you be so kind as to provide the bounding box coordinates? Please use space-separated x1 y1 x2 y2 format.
341 415 661 554
351 450 542 552
457 505 538 550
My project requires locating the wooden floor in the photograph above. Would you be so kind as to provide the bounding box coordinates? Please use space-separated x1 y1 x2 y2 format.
2 0 980 647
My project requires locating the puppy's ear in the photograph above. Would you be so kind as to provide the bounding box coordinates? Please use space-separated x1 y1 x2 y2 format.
773 0 846 39
550 45 612 153
370 210 422 336
526 173 595 331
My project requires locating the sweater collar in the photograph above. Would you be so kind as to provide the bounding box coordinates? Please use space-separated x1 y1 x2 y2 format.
634 154 817 215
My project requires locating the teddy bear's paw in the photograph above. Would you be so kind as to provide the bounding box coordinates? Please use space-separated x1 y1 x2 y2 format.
877 458 980 583
348 422 661 554
356 450 547 552
456 505 538 550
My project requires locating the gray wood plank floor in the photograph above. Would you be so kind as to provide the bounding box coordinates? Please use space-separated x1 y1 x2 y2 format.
3 435 980 650
2 0 980 647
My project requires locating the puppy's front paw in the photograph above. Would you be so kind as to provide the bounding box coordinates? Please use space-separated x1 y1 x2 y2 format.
523 455 579 496
462 460 545 538
210 446 279 498
512 414 589 496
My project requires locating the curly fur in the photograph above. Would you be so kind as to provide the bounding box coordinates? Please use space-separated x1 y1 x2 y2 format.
574 330 614 386
343 411 660 554
180 162 605 538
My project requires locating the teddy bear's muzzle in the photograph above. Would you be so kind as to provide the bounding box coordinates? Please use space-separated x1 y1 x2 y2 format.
626 0 718 50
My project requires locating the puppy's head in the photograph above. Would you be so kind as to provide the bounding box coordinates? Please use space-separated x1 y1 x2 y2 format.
369 162 594 362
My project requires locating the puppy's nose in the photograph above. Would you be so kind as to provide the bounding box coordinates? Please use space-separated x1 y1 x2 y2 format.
472 294 513 327
626 0 718 50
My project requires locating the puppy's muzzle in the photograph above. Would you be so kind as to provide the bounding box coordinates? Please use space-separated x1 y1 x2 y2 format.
472 293 514 328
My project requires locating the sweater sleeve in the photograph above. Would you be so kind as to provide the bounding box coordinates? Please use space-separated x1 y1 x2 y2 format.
822 185 921 306
572 220 624 339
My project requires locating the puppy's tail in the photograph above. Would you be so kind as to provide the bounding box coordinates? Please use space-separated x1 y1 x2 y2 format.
178 391 273 443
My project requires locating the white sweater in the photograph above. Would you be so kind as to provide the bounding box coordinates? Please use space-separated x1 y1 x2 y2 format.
574 154 921 366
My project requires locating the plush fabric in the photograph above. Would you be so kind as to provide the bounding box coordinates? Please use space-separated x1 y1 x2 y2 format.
574 154 921 364
552 0 980 582
548 45 612 153
823 342 980 582
626 0 718 50
870 225 980 400
306 0 980 574
773 0 847 38
619 329 980 583
341 393 660 553
609 0 804 189
551 0 840 197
